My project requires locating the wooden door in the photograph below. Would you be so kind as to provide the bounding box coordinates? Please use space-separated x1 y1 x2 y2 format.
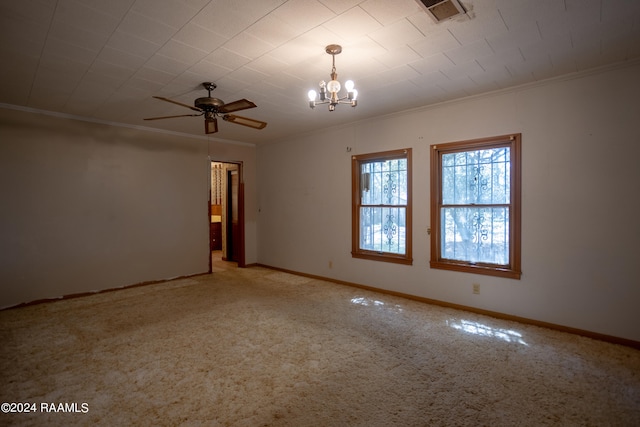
227 170 240 262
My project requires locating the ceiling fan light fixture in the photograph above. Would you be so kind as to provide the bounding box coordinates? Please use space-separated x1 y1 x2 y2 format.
308 45 358 112
205 116 218 134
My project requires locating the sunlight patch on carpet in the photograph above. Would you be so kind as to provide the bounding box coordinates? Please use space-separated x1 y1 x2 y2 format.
447 318 528 345
351 296 404 313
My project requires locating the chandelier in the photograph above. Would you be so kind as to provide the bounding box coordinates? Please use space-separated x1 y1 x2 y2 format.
307 44 358 111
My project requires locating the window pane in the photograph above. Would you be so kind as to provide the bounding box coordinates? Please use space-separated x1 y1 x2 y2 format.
442 147 510 205
441 207 509 265
360 207 406 254
361 158 407 206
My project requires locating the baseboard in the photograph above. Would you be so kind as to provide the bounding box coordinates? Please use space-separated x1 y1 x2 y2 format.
256 264 640 350
1 271 210 311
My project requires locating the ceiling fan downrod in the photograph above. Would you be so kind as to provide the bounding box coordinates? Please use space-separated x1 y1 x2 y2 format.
202 82 217 97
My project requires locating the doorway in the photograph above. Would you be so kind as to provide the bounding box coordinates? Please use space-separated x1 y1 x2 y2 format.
210 161 245 272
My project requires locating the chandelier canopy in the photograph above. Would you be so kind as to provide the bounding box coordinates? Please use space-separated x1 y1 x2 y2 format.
307 44 358 111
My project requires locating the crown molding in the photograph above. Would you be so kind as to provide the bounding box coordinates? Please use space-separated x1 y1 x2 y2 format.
0 103 255 147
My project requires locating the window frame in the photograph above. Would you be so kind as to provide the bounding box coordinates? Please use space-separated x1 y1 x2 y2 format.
352 148 412 265
430 134 521 279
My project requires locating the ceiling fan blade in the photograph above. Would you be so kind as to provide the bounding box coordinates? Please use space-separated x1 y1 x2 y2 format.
152 96 202 112
220 99 257 113
144 113 203 121
223 114 267 130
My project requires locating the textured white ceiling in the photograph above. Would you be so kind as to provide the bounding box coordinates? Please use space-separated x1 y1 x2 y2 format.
1 0 639 145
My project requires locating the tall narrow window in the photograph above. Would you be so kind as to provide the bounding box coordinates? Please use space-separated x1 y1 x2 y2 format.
430 134 521 279
352 149 412 265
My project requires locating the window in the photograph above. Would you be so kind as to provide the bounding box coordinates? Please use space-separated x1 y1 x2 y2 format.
430 134 521 279
352 149 412 265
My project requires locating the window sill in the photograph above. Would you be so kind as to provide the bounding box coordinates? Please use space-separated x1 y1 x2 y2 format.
352 252 413 265
430 260 521 279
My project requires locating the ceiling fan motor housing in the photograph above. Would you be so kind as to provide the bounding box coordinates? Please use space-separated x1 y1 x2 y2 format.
195 97 225 112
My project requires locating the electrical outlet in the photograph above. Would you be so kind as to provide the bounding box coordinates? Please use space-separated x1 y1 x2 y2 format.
472 283 480 294
329 261 333 269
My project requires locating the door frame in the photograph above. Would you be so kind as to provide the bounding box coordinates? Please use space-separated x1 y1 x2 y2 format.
209 160 245 272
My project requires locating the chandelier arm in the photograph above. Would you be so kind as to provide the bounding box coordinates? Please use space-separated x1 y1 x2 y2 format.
312 95 354 105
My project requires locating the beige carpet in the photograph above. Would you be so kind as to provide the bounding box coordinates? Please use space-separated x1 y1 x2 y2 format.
1 266 639 426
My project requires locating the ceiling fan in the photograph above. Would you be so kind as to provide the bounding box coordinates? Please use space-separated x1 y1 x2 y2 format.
144 82 267 134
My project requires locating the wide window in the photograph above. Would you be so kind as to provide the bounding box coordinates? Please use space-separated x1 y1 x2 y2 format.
352 149 412 265
430 134 521 278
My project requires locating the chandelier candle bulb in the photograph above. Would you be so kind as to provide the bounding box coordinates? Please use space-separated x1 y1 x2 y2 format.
308 90 317 108
345 80 354 92
319 81 327 101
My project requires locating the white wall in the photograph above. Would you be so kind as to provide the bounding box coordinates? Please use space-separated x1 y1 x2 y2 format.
0 108 258 308
257 61 640 341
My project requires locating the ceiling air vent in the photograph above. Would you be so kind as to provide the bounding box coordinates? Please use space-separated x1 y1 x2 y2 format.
415 0 467 23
